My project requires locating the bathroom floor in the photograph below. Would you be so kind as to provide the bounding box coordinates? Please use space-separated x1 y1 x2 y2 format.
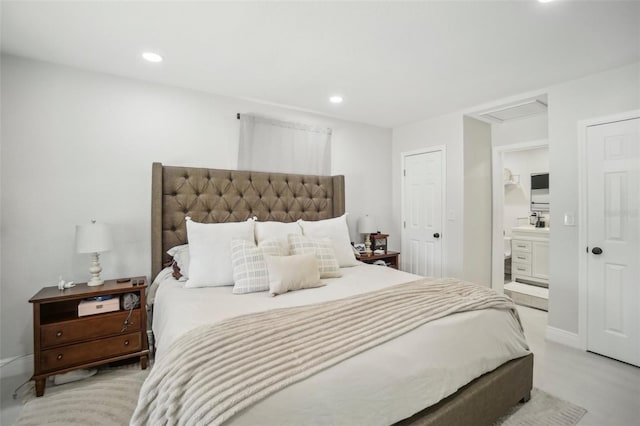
504 281 548 311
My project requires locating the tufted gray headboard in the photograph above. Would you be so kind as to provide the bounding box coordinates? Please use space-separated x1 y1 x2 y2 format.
151 163 345 280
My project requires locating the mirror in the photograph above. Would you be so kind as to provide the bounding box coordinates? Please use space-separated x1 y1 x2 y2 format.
530 172 549 212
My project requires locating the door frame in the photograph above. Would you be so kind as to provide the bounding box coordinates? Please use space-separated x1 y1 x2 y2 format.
577 109 640 350
400 146 446 275
491 139 549 292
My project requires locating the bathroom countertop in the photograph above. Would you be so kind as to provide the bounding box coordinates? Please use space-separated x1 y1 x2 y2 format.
512 225 550 235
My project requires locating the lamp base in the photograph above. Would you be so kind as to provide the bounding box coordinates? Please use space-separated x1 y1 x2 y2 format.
87 252 104 286
365 235 373 256
87 277 104 287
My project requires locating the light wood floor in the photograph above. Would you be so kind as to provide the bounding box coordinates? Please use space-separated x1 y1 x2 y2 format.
1 306 638 425
517 305 640 426
1 357 30 425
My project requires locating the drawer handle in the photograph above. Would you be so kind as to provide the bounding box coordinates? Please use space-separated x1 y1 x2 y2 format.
124 340 130 346
517 256 526 260
56 331 63 337
517 267 526 271
56 354 63 360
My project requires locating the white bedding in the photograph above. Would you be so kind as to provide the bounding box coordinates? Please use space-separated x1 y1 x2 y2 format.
151 263 530 425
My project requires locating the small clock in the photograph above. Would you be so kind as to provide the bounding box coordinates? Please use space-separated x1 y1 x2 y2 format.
370 233 388 253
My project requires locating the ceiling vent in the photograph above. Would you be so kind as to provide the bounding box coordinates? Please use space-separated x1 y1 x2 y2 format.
479 99 547 122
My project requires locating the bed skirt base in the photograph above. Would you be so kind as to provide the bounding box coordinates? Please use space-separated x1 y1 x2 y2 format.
395 353 534 426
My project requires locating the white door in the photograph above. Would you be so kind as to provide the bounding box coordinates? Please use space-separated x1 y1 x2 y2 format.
586 117 640 366
402 150 443 277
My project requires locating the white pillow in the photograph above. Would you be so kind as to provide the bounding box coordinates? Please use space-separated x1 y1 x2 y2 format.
297 213 358 267
265 254 324 296
185 218 255 288
255 221 302 255
288 234 342 278
231 239 270 294
167 244 190 280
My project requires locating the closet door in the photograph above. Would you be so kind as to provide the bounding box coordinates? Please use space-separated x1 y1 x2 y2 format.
586 117 639 367
402 149 443 277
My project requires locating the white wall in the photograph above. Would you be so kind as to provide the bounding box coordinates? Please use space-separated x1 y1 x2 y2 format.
391 112 464 277
503 147 549 235
547 62 640 334
462 116 492 286
0 54 392 359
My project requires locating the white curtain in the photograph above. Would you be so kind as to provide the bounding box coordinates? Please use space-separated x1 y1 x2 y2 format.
238 114 332 175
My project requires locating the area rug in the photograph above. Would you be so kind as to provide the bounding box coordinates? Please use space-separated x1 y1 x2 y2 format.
17 365 148 426
495 388 587 426
17 367 586 426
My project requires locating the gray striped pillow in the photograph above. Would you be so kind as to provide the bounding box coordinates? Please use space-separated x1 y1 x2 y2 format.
258 239 288 257
231 239 270 294
288 234 342 278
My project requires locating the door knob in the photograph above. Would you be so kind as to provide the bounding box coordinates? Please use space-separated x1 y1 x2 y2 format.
433 233 440 238
591 247 603 255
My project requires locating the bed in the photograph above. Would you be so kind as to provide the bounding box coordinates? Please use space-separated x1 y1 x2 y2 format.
141 162 533 425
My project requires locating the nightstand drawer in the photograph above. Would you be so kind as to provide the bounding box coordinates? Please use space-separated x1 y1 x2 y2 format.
40 310 141 348
512 263 531 276
40 332 141 373
511 252 531 264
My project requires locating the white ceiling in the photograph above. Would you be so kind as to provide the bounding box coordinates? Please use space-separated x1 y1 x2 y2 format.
1 1 638 128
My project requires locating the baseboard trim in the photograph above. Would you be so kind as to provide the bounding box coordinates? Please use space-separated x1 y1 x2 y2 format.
545 326 582 349
0 354 33 379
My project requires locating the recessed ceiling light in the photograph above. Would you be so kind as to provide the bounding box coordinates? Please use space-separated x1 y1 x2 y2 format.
329 95 343 104
142 52 163 63
538 0 555 3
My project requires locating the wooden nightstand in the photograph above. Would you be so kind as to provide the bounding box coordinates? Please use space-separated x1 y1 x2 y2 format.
29 277 149 397
357 251 400 269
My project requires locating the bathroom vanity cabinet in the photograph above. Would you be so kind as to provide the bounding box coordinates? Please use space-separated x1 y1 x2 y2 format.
511 226 549 287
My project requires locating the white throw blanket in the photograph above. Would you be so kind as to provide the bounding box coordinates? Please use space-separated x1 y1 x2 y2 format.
131 278 522 426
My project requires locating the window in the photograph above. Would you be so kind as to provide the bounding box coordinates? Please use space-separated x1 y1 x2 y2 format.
238 114 332 175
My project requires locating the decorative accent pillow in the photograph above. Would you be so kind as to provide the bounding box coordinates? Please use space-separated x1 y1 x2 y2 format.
297 213 358 267
265 254 324 296
185 218 255 288
288 234 342 278
231 239 270 294
258 239 289 257
254 221 302 255
167 244 190 280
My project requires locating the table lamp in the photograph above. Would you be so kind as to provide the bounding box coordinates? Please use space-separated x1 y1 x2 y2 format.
75 220 112 286
358 215 377 256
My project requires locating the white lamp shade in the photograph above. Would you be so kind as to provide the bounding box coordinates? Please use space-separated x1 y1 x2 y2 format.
358 215 377 234
75 222 112 254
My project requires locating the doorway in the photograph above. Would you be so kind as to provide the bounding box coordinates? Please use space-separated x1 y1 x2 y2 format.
468 94 549 296
491 140 549 300
401 147 445 277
